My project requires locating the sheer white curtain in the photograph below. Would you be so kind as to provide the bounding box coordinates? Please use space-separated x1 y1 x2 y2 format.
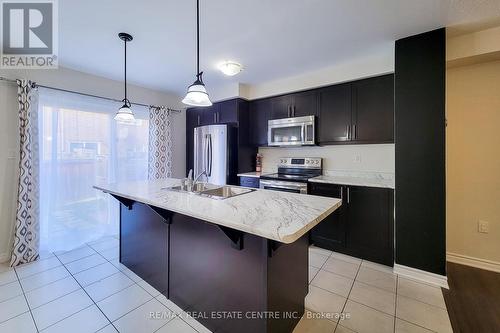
38 88 149 252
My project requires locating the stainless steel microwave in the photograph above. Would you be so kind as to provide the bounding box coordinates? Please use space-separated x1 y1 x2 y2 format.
268 116 315 146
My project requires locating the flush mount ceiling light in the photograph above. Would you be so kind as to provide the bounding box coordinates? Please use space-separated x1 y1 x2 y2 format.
218 61 243 76
182 0 212 107
217 60 243 76
115 32 135 122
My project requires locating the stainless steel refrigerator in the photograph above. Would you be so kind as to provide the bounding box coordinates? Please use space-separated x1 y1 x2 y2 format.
194 124 234 186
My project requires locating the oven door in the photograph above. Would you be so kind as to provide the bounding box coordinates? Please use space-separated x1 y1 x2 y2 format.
259 180 308 194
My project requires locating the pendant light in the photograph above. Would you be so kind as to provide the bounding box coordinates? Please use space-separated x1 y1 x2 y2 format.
115 32 135 121
182 0 212 107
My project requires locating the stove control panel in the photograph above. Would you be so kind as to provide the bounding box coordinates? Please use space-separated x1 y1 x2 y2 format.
278 157 322 169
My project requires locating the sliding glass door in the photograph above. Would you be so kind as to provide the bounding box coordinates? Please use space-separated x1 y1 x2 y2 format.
38 88 149 252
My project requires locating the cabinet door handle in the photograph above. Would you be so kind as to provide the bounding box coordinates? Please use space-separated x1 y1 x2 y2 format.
287 106 291 118
213 113 217 123
352 124 356 140
197 115 200 126
346 125 350 140
347 187 350 204
217 112 220 123
293 105 296 117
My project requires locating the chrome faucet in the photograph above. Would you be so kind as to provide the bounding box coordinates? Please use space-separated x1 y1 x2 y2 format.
193 170 208 190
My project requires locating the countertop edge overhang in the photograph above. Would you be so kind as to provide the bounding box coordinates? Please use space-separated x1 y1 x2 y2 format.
94 179 341 244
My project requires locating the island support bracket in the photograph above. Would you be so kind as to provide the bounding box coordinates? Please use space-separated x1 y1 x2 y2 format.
267 240 283 257
146 205 173 224
217 226 244 250
111 194 135 210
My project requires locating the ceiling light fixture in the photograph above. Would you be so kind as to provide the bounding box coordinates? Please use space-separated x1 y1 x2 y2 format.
218 61 243 76
182 0 212 107
115 32 135 122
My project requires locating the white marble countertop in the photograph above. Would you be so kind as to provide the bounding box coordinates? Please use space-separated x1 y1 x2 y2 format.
94 179 341 244
309 172 395 189
237 172 266 178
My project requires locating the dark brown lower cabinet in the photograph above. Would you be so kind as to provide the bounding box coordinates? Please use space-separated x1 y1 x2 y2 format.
309 183 346 248
120 201 169 295
310 183 394 266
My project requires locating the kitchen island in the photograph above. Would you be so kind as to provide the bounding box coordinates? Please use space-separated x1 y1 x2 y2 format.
95 179 341 333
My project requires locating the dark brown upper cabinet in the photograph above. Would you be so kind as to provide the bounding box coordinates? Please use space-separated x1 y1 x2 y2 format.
200 105 218 125
217 99 239 124
318 83 352 144
270 91 319 120
318 74 394 145
291 90 319 117
270 94 293 119
352 74 394 143
249 98 271 146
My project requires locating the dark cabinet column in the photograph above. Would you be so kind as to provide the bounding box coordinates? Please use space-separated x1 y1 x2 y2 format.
120 202 169 295
318 83 352 144
395 28 446 275
186 108 201 174
352 74 394 143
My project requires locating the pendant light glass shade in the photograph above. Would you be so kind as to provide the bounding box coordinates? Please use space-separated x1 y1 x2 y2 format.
183 0 212 107
182 73 212 106
114 100 135 121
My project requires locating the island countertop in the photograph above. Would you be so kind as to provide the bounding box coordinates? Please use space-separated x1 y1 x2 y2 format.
94 179 341 244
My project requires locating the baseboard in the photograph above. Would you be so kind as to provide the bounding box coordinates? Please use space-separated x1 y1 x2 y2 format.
447 252 500 273
393 263 449 289
0 252 9 264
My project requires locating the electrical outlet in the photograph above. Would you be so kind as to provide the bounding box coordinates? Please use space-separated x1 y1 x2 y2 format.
354 155 362 163
478 220 489 234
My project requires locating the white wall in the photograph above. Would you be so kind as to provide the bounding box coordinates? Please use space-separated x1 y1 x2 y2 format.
210 43 395 101
0 67 185 262
258 144 395 175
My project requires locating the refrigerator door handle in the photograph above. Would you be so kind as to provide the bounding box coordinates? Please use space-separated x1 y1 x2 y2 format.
208 134 213 177
204 134 209 175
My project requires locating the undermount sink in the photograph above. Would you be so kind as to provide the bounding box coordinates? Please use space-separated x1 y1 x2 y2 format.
163 184 255 200
164 182 213 193
199 186 255 200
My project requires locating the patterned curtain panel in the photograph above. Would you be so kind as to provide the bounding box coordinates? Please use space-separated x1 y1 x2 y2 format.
11 80 40 267
148 106 173 179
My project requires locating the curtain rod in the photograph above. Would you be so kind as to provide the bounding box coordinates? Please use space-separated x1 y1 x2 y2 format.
0 76 183 114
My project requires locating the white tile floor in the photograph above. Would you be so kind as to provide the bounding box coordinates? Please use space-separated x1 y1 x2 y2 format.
0 239 453 333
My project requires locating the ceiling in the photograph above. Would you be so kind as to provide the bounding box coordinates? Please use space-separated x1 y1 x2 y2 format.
59 0 500 95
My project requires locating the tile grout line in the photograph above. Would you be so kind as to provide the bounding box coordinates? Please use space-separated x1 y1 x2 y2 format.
393 270 444 332
394 274 398 332
396 317 440 333
51 252 117 333
336 258 362 331
92 242 207 333
12 264 41 332
89 244 172 328
92 245 197 332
